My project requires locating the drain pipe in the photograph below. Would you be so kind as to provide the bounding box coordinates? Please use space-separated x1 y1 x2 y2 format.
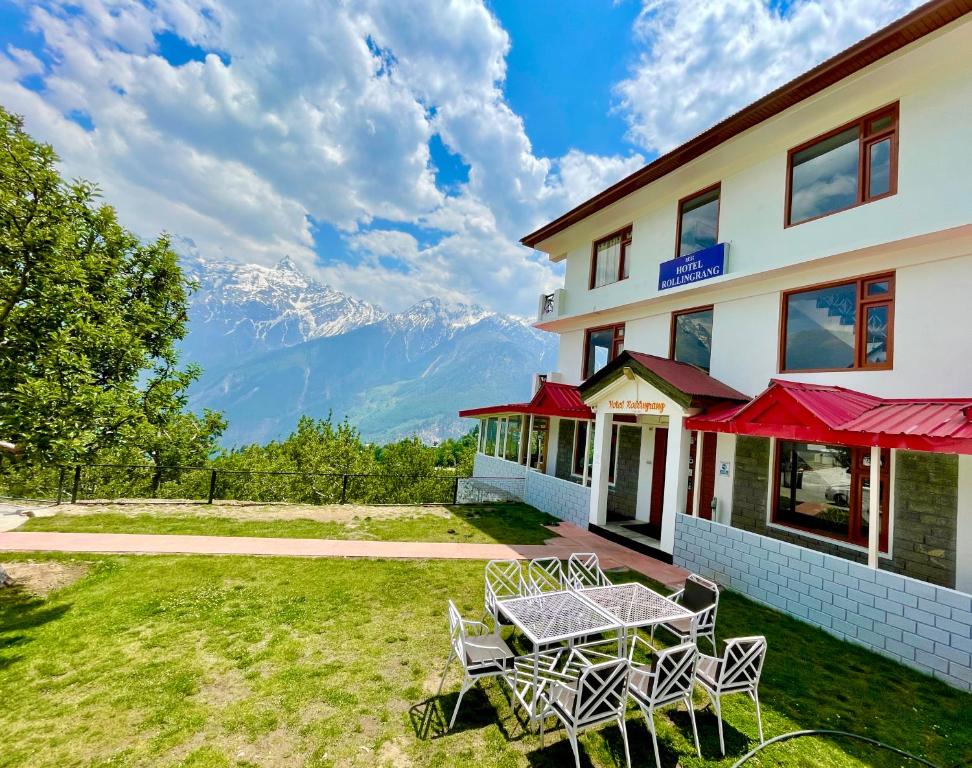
730 730 945 768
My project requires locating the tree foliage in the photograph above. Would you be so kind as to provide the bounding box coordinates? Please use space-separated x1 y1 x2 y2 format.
0 106 208 464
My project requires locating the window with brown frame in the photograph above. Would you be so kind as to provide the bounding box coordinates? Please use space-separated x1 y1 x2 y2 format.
571 421 619 483
670 305 714 373
676 184 720 257
786 104 898 226
773 441 889 552
780 272 894 373
583 323 625 379
589 226 632 289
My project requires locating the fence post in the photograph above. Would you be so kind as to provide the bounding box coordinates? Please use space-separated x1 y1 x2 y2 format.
340 474 349 504
56 467 66 505
452 476 460 505
71 465 81 504
207 469 218 504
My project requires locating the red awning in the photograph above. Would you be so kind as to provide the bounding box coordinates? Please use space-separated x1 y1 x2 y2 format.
686 379 972 455
458 381 593 420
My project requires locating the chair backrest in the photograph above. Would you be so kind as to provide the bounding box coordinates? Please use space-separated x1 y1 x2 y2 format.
645 642 699 707
567 552 609 589
527 557 563 595
571 658 630 728
682 573 720 634
716 636 767 694
485 559 523 616
447 600 465 659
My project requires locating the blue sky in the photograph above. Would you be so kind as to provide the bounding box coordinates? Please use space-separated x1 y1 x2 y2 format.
0 0 920 315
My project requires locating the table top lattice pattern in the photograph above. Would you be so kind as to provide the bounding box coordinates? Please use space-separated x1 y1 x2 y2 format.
499 591 621 645
578 583 693 628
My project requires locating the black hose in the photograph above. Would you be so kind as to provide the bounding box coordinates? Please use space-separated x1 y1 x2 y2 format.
729 729 948 768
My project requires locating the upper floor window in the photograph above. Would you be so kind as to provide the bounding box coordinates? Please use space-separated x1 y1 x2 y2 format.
787 104 898 226
781 273 894 372
670 305 714 373
584 323 624 378
589 226 632 289
676 185 720 257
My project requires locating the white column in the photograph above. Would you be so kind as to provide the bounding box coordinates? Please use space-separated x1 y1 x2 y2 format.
634 425 654 522
588 409 612 526
691 431 703 518
493 418 502 458
581 419 593 487
660 413 692 554
867 445 881 569
547 418 560 476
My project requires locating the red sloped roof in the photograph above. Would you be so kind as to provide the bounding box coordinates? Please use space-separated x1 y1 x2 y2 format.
625 352 749 402
458 381 593 420
686 379 972 454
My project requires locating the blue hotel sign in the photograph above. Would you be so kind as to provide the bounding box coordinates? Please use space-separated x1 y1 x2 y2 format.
658 242 727 291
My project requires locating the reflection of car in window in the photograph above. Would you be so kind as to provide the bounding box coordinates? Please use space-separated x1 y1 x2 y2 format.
825 482 850 507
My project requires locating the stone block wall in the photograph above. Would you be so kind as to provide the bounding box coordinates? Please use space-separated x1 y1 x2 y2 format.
730 437 959 588
607 425 640 518
473 452 527 480
523 470 591 528
556 420 576 481
673 514 972 692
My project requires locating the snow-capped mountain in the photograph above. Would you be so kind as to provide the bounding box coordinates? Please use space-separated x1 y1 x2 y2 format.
181 257 558 445
181 255 386 367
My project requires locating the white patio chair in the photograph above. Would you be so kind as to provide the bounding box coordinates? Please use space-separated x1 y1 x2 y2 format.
567 552 610 589
652 573 720 653
435 600 515 730
485 559 525 622
534 650 632 768
626 637 701 768
695 635 767 755
526 557 564 595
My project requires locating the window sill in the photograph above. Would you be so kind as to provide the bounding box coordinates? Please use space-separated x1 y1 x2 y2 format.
778 365 893 374
785 190 897 229
766 521 891 560
588 277 629 291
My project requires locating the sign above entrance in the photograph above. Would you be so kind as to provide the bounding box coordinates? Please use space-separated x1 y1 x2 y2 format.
658 242 727 291
608 399 666 414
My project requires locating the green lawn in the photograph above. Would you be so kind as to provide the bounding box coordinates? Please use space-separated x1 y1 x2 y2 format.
19 503 559 545
1 553 969 768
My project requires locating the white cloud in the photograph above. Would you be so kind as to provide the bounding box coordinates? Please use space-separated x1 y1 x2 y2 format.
616 0 923 154
2 0 640 314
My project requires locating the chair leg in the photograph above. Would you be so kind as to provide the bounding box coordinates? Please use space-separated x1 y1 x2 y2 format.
643 708 661 768
753 689 764 743
618 715 632 768
449 678 472 730
567 729 581 768
435 650 455 697
685 694 701 757
712 694 725 756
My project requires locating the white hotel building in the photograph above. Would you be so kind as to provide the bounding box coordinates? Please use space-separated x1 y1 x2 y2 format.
461 1 972 690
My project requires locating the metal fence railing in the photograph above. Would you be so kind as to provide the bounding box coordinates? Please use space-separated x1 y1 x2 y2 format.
0 463 526 507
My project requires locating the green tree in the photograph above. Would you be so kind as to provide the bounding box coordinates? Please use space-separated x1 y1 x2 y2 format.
0 106 198 465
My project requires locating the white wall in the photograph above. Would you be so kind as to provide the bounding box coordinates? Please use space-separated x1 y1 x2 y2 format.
543 18 972 331
958 455 972 594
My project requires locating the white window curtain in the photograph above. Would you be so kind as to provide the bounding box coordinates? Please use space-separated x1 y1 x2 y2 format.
593 236 621 287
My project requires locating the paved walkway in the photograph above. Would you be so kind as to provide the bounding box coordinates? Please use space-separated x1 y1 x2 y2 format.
0 522 688 588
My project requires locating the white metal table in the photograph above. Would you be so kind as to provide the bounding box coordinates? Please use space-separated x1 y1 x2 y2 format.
576 582 693 649
497 590 623 719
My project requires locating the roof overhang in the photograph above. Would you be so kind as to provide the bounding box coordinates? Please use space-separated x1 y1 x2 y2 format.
686 379 972 454
458 381 594 420
520 0 972 251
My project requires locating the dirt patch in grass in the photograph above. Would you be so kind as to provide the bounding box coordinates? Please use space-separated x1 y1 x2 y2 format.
0 559 89 596
28 500 453 524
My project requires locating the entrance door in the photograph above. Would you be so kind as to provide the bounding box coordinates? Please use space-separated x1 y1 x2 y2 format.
648 427 668 529
697 432 718 520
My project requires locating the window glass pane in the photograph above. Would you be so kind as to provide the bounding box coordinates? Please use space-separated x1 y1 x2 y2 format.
586 328 614 376
505 415 521 460
790 126 860 223
865 279 890 297
673 308 713 372
573 421 588 475
868 139 891 197
777 442 853 539
592 235 621 288
484 417 497 455
608 425 619 483
869 114 893 134
678 187 720 257
784 282 857 370
864 304 889 365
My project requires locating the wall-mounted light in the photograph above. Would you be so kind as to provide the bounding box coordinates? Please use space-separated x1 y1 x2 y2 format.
622 366 635 381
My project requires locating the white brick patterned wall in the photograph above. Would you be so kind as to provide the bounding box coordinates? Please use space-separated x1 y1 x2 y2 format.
674 515 972 692
472 453 590 528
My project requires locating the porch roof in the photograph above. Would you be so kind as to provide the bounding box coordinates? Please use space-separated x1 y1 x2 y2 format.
579 351 749 409
685 378 972 454
458 381 594 420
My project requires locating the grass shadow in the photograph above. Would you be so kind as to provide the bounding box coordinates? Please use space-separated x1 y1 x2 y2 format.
0 586 72 671
441 503 562 545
